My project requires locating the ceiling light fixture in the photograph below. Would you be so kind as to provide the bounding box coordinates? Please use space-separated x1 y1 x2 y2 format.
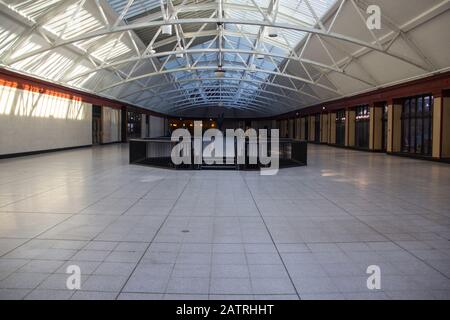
267 27 278 38
162 24 172 35
256 52 265 59
214 65 225 78
176 46 184 58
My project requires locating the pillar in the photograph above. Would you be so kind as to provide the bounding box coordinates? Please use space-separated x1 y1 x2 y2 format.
309 116 315 142
387 101 402 153
432 95 443 159
329 113 336 145
300 118 306 140
141 115 147 138
442 96 450 158
345 109 355 147
289 119 294 139
295 118 301 140
321 113 328 143
369 104 383 151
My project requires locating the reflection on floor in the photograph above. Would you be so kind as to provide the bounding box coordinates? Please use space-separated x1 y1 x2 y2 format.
0 144 449 300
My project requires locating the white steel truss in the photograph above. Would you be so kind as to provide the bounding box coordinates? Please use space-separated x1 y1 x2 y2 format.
0 0 448 117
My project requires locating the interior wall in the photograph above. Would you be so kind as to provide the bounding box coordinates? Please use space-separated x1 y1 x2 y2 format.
329 113 336 144
300 118 306 140
0 83 92 156
370 106 383 151
321 114 328 143
149 115 166 138
432 97 443 158
309 116 315 142
295 118 301 139
288 119 294 139
442 97 450 158
392 104 402 153
346 110 356 147
102 106 121 144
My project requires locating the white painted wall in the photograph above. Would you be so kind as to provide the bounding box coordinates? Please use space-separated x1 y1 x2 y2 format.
0 84 92 156
149 115 166 138
102 106 121 143
141 115 147 138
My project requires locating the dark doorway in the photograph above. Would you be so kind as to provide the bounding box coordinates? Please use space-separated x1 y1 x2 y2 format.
355 105 370 149
127 112 142 139
92 105 102 145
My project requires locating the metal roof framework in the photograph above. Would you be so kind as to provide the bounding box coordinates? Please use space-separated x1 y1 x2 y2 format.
0 0 448 117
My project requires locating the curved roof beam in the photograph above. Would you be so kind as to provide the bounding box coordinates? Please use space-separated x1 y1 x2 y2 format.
118 77 319 103
64 47 376 87
167 97 274 110
98 65 340 94
133 84 300 105
146 88 293 110
6 18 430 72
166 99 274 114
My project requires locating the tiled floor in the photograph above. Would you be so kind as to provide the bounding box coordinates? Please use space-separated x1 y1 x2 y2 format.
0 144 449 300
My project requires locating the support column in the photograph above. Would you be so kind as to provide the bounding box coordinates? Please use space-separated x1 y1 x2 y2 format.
432 94 443 159
329 113 336 145
300 118 306 140
309 116 315 142
387 100 402 153
121 107 128 143
442 96 450 159
370 103 383 151
345 109 355 147
141 115 147 138
295 118 301 140
321 113 328 143
289 119 294 139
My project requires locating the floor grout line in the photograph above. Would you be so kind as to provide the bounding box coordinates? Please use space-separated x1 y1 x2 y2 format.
114 174 194 300
242 174 302 301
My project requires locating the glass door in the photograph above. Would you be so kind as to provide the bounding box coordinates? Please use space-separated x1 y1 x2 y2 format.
355 105 370 149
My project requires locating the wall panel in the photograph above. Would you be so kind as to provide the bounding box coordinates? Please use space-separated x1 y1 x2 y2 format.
0 83 92 156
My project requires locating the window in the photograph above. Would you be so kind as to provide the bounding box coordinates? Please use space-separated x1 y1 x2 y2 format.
401 95 433 156
355 105 370 149
336 110 346 146
127 112 142 139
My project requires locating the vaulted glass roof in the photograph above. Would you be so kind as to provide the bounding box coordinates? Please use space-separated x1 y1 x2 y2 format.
0 0 446 117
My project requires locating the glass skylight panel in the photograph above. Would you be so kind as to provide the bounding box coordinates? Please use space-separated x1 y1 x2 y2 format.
10 0 64 22
43 4 103 40
91 39 132 61
9 40 42 60
107 0 161 21
0 26 19 56
29 52 74 80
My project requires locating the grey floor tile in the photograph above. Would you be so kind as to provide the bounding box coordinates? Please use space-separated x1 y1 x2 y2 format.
210 278 252 294
25 289 73 300
0 144 449 300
